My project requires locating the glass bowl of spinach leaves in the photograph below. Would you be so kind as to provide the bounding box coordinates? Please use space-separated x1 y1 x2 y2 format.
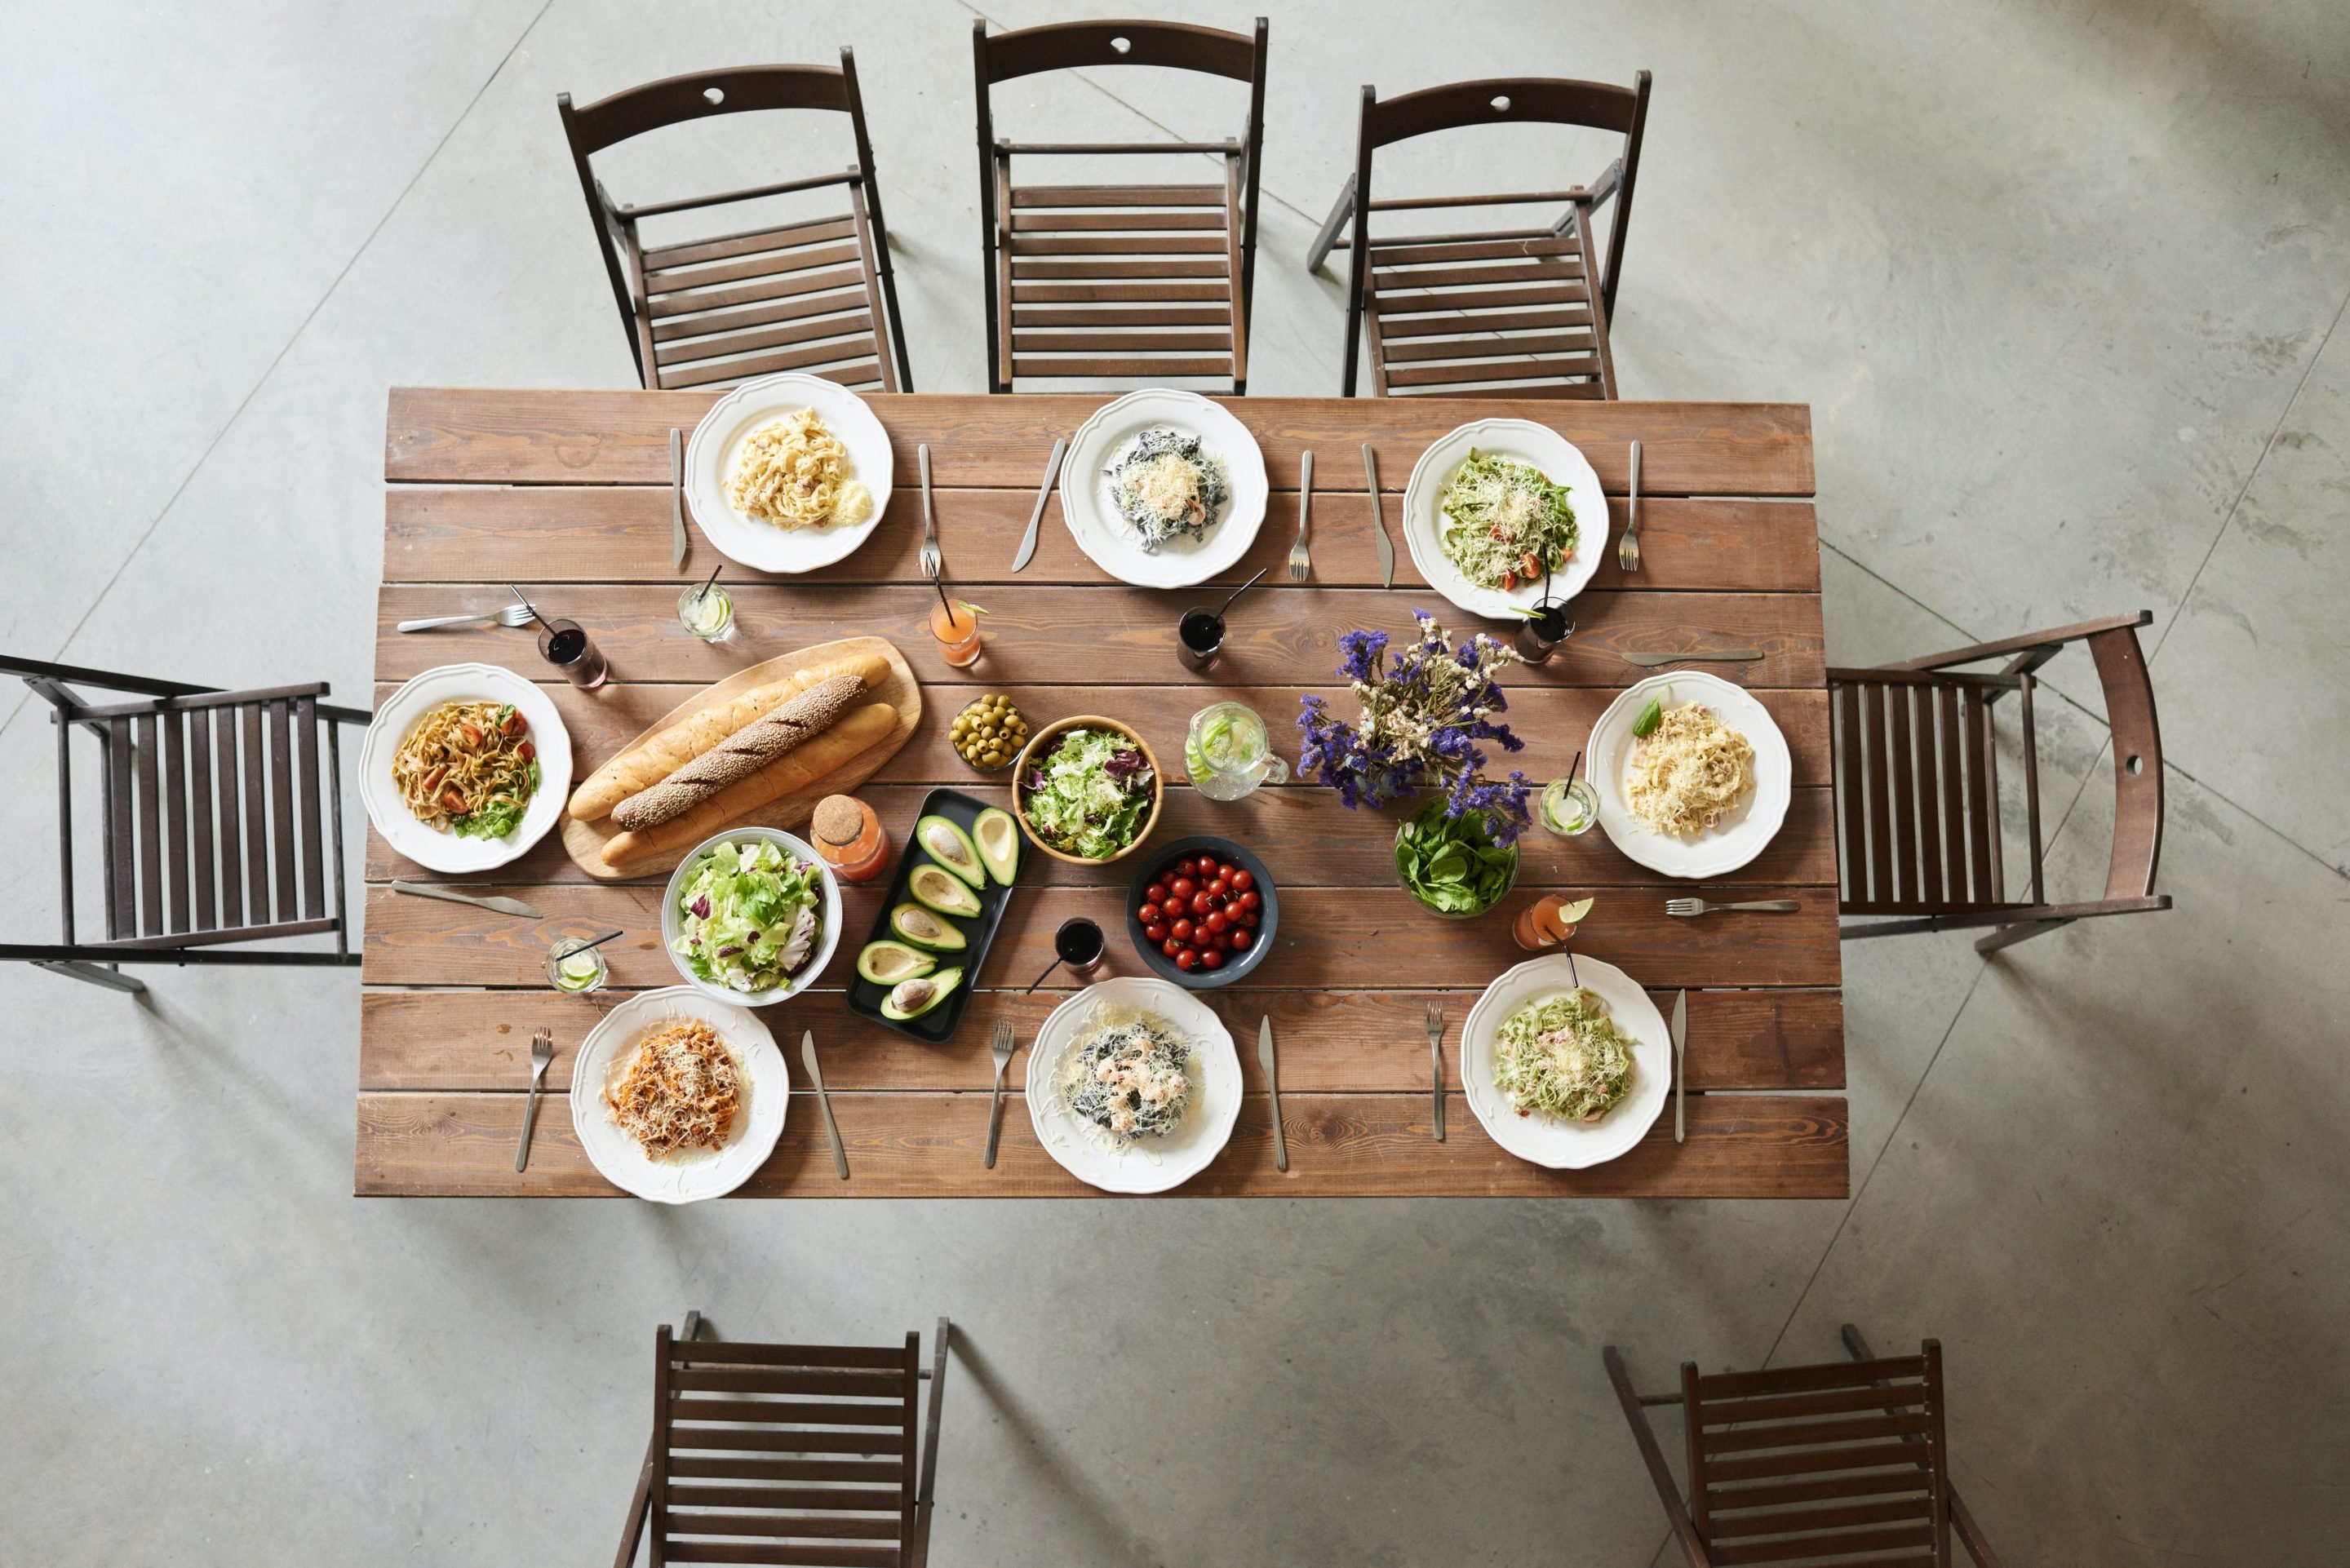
1393 799 1520 919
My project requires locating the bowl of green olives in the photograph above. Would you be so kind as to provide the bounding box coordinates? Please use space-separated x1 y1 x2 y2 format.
949 693 1030 771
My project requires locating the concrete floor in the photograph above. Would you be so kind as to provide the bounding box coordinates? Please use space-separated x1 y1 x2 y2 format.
2 1 2345 1562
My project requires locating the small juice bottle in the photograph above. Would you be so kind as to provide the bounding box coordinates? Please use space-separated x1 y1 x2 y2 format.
811 795 890 884
929 599 983 668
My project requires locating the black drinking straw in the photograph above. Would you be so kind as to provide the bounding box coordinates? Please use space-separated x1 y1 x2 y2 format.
933 575 956 620
508 584 546 627
693 562 722 607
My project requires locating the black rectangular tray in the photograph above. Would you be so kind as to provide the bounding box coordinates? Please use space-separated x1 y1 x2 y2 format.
843 786 1018 1043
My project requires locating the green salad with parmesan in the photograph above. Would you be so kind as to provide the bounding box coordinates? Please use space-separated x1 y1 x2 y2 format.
1493 988 1635 1123
1439 449 1578 592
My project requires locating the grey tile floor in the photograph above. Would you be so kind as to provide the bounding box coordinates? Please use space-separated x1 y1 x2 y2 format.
2 2 2344 1562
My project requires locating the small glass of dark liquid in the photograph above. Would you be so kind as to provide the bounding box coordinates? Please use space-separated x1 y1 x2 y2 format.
538 617 610 690
1514 600 1575 664
1054 917 1106 981
1177 609 1225 673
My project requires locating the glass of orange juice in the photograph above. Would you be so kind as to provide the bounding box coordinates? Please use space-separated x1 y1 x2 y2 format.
929 597 983 667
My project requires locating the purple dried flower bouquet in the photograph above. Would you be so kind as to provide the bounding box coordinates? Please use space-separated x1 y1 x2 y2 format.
1297 610 1534 843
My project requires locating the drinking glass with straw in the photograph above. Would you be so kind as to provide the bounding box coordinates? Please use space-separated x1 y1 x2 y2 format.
929 576 984 668
517 585 609 690
676 564 733 642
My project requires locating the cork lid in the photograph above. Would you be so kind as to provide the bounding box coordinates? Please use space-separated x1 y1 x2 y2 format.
811 795 863 847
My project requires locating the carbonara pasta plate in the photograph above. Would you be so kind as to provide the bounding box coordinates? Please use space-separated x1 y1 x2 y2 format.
1587 671 1792 879
361 663 572 874
685 372 893 574
570 987 787 1203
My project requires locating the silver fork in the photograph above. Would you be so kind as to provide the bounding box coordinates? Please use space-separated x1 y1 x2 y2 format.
1287 449 1314 582
917 442 942 580
1423 1000 1446 1142
514 1027 553 1172
1665 897 1801 917
1616 439 1643 574
983 1017 1016 1169
397 604 538 634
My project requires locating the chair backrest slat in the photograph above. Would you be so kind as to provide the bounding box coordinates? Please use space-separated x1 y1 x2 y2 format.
1933 685 1966 905
296 695 326 920
268 700 296 920
215 706 245 928
161 706 190 933
1366 75 1643 147
241 702 268 921
188 708 217 932
105 717 134 939
2090 626 2164 897
135 711 162 936
978 19 1257 85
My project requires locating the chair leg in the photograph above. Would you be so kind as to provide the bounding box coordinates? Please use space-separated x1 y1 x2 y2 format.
33 959 147 994
909 1318 952 1568
1974 918 2070 955
1304 175 1354 274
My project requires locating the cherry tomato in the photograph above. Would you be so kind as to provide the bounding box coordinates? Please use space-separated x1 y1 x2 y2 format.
1243 909 1261 928
1171 919 1195 943
1239 888 1262 911
1174 948 1199 972
1230 927 1251 950
1146 882 1168 906
1199 947 1225 971
1145 922 1169 944
1162 897 1186 921
1204 910 1228 935
1170 876 1196 900
1212 929 1233 950
1137 905 1159 926
1186 891 1210 916
1230 869 1253 893
1158 937 1180 959
1208 875 1230 898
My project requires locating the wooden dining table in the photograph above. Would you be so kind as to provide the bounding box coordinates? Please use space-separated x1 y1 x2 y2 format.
359 389 1845 1198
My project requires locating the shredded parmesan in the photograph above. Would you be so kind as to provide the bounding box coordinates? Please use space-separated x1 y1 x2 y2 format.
604 1020 742 1158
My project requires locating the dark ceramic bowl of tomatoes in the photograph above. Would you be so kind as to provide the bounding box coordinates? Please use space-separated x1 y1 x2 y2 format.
1124 836 1277 990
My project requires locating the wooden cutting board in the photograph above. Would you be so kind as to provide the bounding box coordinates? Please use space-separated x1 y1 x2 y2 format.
559 635 920 882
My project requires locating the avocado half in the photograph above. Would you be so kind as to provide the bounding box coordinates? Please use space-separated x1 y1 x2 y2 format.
907 862 982 918
917 813 986 888
856 940 936 986
880 967 964 1021
889 902 969 952
972 806 1020 887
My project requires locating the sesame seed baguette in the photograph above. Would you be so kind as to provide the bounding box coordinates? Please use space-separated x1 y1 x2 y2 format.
599 702 898 867
610 674 864 832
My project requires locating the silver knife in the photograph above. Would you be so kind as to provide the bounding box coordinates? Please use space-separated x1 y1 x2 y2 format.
670 427 688 570
1621 649 1765 667
390 880 543 919
1011 436 1066 574
801 1030 849 1180
1669 989 1688 1145
1257 1015 1288 1172
1361 442 1393 589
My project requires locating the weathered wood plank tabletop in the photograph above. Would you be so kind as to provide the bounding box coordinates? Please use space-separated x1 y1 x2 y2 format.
362 390 1845 1198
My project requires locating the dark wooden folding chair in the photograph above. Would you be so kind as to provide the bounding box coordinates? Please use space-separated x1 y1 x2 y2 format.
557 56 914 394
1832 611 2170 955
1605 1324 2008 1566
614 1312 953 1568
973 17 1270 393
1306 73 1652 399
0 656 367 994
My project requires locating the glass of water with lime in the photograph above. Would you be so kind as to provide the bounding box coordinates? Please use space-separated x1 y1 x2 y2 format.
545 937 609 994
676 581 734 642
1184 702 1289 801
1540 774 1600 836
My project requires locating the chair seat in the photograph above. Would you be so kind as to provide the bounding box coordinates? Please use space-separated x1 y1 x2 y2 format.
1001 182 1242 383
1367 225 1609 397
644 210 889 392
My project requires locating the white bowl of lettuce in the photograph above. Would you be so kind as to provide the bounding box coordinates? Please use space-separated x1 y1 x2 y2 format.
1013 716 1164 866
661 828 842 1007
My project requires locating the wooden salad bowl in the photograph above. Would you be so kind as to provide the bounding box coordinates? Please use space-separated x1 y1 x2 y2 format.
1010 714 1164 866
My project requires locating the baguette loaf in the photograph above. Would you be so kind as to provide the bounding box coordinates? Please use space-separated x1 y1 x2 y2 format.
610 674 863 831
599 701 898 867
566 651 889 821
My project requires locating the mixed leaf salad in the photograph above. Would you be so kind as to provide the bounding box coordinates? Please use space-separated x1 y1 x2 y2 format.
1019 726 1155 861
1394 799 1519 916
1439 448 1578 592
672 838 824 994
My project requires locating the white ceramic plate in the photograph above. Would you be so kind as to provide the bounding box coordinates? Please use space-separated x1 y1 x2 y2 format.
358 662 572 875
683 373 893 574
661 826 844 1008
1025 976 1241 1194
1461 955 1669 1169
1399 418 1607 620
1587 670 1794 879
570 986 787 1203
1058 389 1268 589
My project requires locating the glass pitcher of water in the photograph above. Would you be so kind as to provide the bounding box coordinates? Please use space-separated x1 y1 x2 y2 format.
1185 702 1290 800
